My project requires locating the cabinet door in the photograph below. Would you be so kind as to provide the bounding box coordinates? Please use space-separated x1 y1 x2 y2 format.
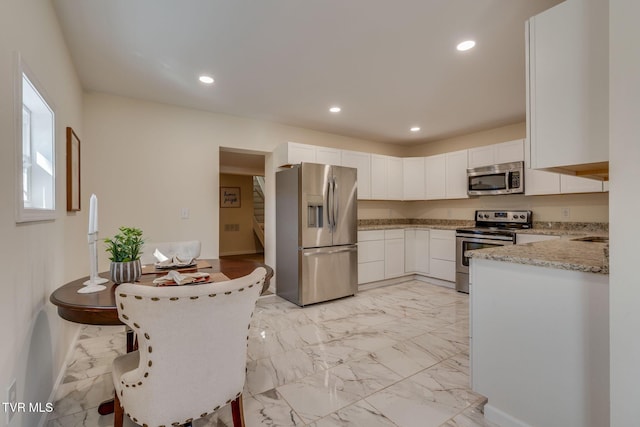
414 230 430 274
341 150 371 199
387 157 404 200
524 168 560 195
468 146 495 168
560 175 603 194
527 0 608 170
370 155 388 200
495 140 524 164
288 142 317 164
430 230 455 261
445 150 469 199
404 229 416 273
385 238 405 278
403 157 425 200
425 154 446 200
316 147 341 166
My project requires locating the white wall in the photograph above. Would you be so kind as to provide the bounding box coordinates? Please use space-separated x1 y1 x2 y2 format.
0 0 84 426
609 0 640 424
83 92 399 274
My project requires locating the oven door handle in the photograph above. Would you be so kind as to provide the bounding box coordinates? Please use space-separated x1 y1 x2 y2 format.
455 235 515 244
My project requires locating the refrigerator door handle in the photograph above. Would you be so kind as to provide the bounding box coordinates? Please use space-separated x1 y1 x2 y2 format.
332 177 338 232
302 246 357 256
326 181 333 229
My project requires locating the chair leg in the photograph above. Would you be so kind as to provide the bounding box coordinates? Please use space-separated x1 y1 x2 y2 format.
113 392 124 427
231 395 245 427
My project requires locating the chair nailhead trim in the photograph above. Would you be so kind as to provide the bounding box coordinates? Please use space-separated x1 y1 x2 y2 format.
170 297 179 301
137 382 142 386
148 360 153 367
151 297 159 301
186 418 193 423
143 424 148 427
214 405 220 411
119 293 127 297
200 412 208 418
225 291 232 295
135 295 142 299
190 296 198 300
133 322 140 328
144 372 149 377
239 287 244 292
119 303 124 309
209 294 217 297
122 314 129 320
148 346 153 353
144 333 150 339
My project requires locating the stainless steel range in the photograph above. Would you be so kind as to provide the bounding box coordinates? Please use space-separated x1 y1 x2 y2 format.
455 210 532 293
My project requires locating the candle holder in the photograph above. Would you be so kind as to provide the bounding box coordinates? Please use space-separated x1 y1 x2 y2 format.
79 232 108 293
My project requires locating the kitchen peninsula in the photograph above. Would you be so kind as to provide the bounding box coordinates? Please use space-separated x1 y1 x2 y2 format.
468 238 609 427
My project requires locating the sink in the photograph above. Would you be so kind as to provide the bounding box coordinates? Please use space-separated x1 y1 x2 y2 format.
572 236 609 243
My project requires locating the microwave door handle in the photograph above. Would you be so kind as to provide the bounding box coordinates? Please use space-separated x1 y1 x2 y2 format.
505 172 511 191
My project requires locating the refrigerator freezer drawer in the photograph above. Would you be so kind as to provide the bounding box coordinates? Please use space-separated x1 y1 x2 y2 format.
299 245 357 306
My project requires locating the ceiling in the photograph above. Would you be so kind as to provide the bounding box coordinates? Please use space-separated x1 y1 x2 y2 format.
52 0 563 145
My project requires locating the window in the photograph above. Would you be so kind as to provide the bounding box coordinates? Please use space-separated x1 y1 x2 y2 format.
16 54 56 222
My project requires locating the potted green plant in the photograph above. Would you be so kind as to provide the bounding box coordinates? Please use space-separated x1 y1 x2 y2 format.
104 226 144 284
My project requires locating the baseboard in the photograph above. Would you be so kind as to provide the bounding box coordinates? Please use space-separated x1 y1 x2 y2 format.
38 325 82 427
219 250 263 256
484 403 533 427
358 274 456 292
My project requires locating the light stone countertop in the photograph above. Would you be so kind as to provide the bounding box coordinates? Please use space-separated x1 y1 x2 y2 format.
466 239 609 275
358 223 463 231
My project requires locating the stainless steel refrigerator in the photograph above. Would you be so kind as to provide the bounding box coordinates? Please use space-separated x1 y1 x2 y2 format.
276 163 358 306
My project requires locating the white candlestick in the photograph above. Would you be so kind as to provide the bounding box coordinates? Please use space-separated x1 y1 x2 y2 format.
88 194 97 234
80 194 108 293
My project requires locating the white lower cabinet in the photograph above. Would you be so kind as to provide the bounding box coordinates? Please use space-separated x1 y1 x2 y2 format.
429 229 456 281
358 228 455 285
405 229 429 274
357 231 385 284
384 229 405 278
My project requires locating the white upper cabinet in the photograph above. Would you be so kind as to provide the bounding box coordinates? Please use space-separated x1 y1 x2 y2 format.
273 142 340 167
527 0 609 174
371 155 403 200
425 154 446 200
468 140 524 168
341 150 371 199
445 150 469 199
403 157 425 200
316 147 342 166
560 175 603 194
387 157 404 200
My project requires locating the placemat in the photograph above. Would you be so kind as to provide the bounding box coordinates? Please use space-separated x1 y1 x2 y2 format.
141 259 212 275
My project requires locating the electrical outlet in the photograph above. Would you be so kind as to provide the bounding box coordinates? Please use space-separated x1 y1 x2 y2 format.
6 379 16 424
180 208 190 219
561 207 571 219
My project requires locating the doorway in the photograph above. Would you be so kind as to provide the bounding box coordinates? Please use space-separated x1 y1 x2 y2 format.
219 148 267 264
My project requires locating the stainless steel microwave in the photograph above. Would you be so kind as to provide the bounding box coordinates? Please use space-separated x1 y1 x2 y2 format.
467 161 524 196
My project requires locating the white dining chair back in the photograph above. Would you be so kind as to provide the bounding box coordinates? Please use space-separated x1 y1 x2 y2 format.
139 240 201 265
111 267 266 427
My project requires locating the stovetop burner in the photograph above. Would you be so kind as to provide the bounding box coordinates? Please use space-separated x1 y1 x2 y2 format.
456 210 533 237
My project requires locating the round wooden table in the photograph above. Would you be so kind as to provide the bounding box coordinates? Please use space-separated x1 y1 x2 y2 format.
50 258 273 326
50 258 273 417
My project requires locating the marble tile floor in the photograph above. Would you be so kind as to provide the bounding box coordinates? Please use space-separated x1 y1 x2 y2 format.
46 280 498 427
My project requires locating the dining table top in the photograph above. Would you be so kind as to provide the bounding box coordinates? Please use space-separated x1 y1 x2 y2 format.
50 258 274 326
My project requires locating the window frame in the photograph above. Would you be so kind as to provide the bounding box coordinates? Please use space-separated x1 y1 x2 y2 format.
15 53 56 223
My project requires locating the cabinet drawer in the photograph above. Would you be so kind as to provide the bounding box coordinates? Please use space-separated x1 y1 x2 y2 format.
358 240 385 263
384 229 405 240
358 230 385 242
358 261 385 284
429 259 455 282
430 231 455 261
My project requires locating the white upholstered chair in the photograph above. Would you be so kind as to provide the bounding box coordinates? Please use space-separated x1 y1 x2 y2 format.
139 240 202 265
111 267 266 427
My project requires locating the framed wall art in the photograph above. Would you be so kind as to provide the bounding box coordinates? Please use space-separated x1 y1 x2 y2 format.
66 127 81 211
220 186 241 208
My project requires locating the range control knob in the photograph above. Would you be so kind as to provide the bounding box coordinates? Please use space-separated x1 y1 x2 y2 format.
520 214 526 219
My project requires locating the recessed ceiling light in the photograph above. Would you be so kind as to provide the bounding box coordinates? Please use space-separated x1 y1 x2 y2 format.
410 127 421 132
456 40 476 51
199 75 214 84
329 106 341 113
